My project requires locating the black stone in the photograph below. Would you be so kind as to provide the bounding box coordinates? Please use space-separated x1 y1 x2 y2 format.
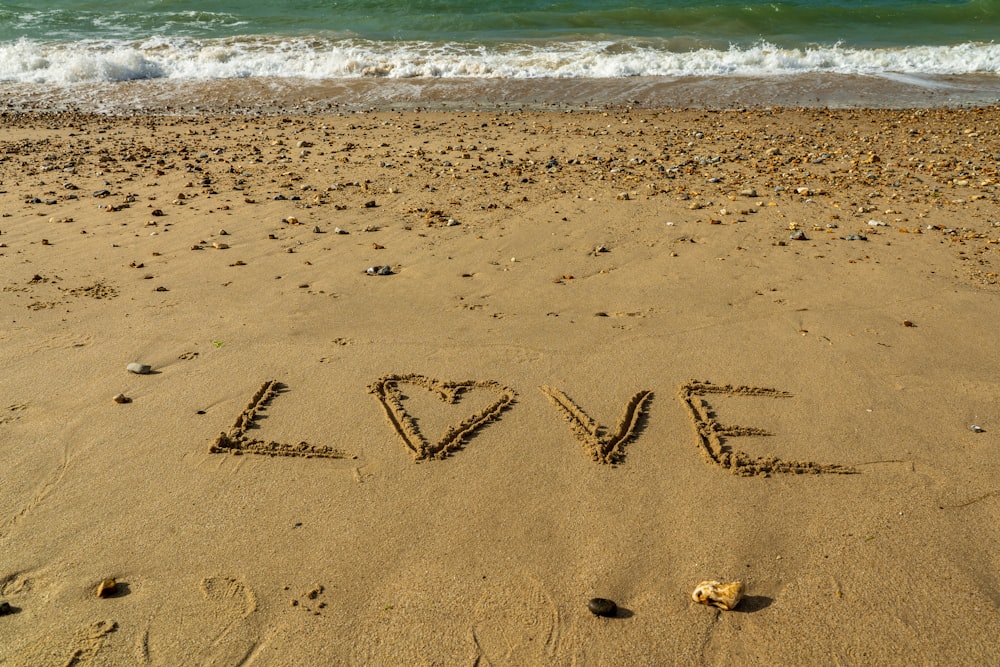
587 597 617 617
0 601 13 616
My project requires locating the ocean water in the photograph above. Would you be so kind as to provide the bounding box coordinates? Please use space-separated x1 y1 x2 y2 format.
0 0 998 110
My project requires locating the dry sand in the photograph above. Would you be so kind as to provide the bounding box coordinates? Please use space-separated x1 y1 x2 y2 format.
0 106 998 665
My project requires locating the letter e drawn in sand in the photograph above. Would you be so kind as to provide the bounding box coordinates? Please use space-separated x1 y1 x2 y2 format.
677 380 856 476
210 380 352 459
367 374 516 461
539 386 653 464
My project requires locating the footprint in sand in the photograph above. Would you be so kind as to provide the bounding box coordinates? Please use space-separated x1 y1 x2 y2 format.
9 616 118 667
63 620 119 667
137 576 259 666
470 578 562 666
0 402 28 425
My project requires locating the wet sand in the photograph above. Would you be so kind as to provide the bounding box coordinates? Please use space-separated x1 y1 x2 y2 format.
3 73 1000 116
0 105 998 665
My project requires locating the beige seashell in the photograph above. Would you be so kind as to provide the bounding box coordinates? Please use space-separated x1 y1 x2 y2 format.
692 580 743 610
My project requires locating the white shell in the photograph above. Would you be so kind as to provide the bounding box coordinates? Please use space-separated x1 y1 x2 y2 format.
692 580 743 610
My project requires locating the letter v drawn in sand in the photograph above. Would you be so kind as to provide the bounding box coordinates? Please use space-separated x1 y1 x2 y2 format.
540 386 653 464
367 374 516 461
210 380 353 459
678 380 856 476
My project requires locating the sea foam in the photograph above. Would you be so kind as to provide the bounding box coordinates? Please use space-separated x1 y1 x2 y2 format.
0 36 998 84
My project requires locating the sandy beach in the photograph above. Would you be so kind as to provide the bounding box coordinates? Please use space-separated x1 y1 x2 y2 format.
0 105 998 665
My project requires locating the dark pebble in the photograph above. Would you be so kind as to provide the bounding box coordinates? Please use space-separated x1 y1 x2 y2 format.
0 601 13 616
587 597 617 617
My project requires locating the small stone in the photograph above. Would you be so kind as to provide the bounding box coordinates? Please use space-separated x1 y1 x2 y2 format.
212 242 229 249
218 229 228 235
587 598 617 617
692 580 743 611
363 200 377 208
789 230 807 241
112 393 131 404
96 578 118 598
334 227 348 234
127 362 152 375
150 209 164 217
902 320 915 327
313 226 322 233
285 216 299 224
0 601 13 616
377 265 392 275
970 424 985 433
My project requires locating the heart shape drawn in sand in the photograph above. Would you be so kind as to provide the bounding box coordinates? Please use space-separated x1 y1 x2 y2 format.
367 374 516 461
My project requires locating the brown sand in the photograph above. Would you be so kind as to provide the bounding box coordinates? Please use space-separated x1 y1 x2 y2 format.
0 107 998 665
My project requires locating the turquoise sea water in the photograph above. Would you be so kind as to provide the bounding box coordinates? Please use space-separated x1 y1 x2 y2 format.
0 1 997 109
0 0 996 46
1 0 998 81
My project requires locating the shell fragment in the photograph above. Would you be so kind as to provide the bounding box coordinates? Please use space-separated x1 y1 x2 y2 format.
692 580 743 610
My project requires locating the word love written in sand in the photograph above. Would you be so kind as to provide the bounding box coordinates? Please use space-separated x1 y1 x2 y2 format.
210 376 855 475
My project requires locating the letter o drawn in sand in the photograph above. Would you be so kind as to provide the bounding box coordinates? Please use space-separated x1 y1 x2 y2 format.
367 374 516 461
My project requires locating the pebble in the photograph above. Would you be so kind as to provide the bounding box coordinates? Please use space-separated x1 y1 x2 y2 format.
127 362 152 375
96 578 118 598
212 242 229 249
334 227 348 234
970 425 985 433
789 230 808 241
112 393 131 404
366 265 393 276
587 598 618 617
845 234 867 241
0 601 13 616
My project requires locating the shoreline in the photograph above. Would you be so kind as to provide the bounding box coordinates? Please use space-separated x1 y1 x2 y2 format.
2 73 999 115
